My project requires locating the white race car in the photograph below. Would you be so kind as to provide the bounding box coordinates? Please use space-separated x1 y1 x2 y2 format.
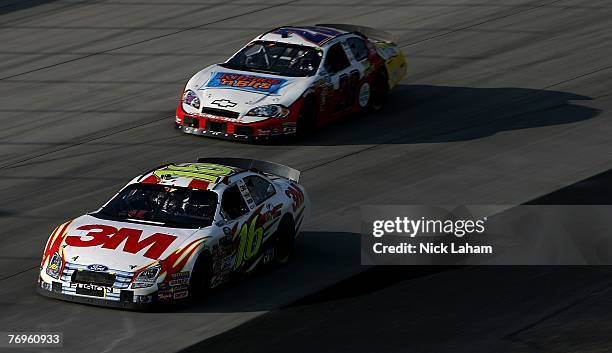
175 24 406 141
37 158 309 309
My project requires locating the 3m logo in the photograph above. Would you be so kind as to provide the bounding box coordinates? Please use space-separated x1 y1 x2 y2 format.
65 225 177 259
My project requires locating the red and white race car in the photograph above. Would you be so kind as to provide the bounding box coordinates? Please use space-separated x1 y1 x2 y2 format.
37 159 309 309
175 24 406 141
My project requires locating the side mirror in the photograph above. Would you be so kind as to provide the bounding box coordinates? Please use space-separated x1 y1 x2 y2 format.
323 62 334 75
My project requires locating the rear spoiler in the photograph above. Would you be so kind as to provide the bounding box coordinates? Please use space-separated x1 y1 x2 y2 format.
197 157 300 182
316 23 395 43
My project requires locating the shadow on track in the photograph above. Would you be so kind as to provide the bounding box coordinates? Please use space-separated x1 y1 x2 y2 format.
169 231 362 313
0 0 60 16
292 84 600 146
165 231 446 314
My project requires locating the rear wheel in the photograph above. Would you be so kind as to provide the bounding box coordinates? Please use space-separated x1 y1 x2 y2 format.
296 97 318 138
369 70 389 112
274 216 296 265
189 253 212 299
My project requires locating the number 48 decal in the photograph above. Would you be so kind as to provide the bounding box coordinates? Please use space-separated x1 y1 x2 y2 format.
337 69 360 110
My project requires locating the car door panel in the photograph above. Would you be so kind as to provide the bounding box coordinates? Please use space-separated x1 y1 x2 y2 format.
320 41 367 122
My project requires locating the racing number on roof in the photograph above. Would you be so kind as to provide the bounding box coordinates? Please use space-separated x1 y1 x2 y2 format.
153 163 234 183
272 26 342 46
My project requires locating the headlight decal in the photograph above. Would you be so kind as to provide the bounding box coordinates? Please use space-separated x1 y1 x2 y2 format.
46 252 63 279
182 89 200 109
131 263 161 289
246 104 290 119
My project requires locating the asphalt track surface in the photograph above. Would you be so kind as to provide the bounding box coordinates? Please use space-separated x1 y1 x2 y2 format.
0 0 611 352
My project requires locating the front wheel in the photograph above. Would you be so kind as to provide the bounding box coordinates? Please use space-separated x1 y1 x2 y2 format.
274 217 296 265
295 97 317 138
189 253 212 299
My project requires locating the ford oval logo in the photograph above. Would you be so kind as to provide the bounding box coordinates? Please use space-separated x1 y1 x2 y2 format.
87 264 109 272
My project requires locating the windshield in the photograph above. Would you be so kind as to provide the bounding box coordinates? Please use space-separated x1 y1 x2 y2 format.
221 41 322 77
93 184 218 228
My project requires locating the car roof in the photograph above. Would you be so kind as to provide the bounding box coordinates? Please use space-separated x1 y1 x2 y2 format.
256 25 351 48
135 162 245 191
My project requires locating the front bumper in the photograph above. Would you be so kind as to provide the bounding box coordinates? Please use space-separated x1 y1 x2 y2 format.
36 285 154 310
37 275 188 310
175 107 297 142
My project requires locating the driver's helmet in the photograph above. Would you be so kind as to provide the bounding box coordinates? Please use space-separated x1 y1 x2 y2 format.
161 196 183 215
185 193 214 219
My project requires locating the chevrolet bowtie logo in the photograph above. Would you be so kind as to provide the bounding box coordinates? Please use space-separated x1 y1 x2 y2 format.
211 99 237 108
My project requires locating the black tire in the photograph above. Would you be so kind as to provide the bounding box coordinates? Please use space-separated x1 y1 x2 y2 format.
189 252 212 299
369 70 389 112
274 216 296 266
296 96 318 138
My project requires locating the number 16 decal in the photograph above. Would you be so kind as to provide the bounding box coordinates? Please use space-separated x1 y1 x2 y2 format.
233 214 264 269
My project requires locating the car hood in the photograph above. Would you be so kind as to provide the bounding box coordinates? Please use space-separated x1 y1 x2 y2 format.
59 215 208 272
183 64 314 117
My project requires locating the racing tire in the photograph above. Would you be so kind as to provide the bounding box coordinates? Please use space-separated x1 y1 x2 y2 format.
189 252 212 299
369 70 389 112
274 216 296 266
296 96 318 138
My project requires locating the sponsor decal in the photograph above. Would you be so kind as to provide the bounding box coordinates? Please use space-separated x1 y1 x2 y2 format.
169 271 190 286
197 112 236 122
65 225 177 260
158 291 172 301
86 264 109 272
169 278 189 286
205 72 287 94
263 203 282 222
171 271 189 279
173 290 189 300
158 282 189 301
237 180 256 207
71 282 114 294
282 122 297 134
